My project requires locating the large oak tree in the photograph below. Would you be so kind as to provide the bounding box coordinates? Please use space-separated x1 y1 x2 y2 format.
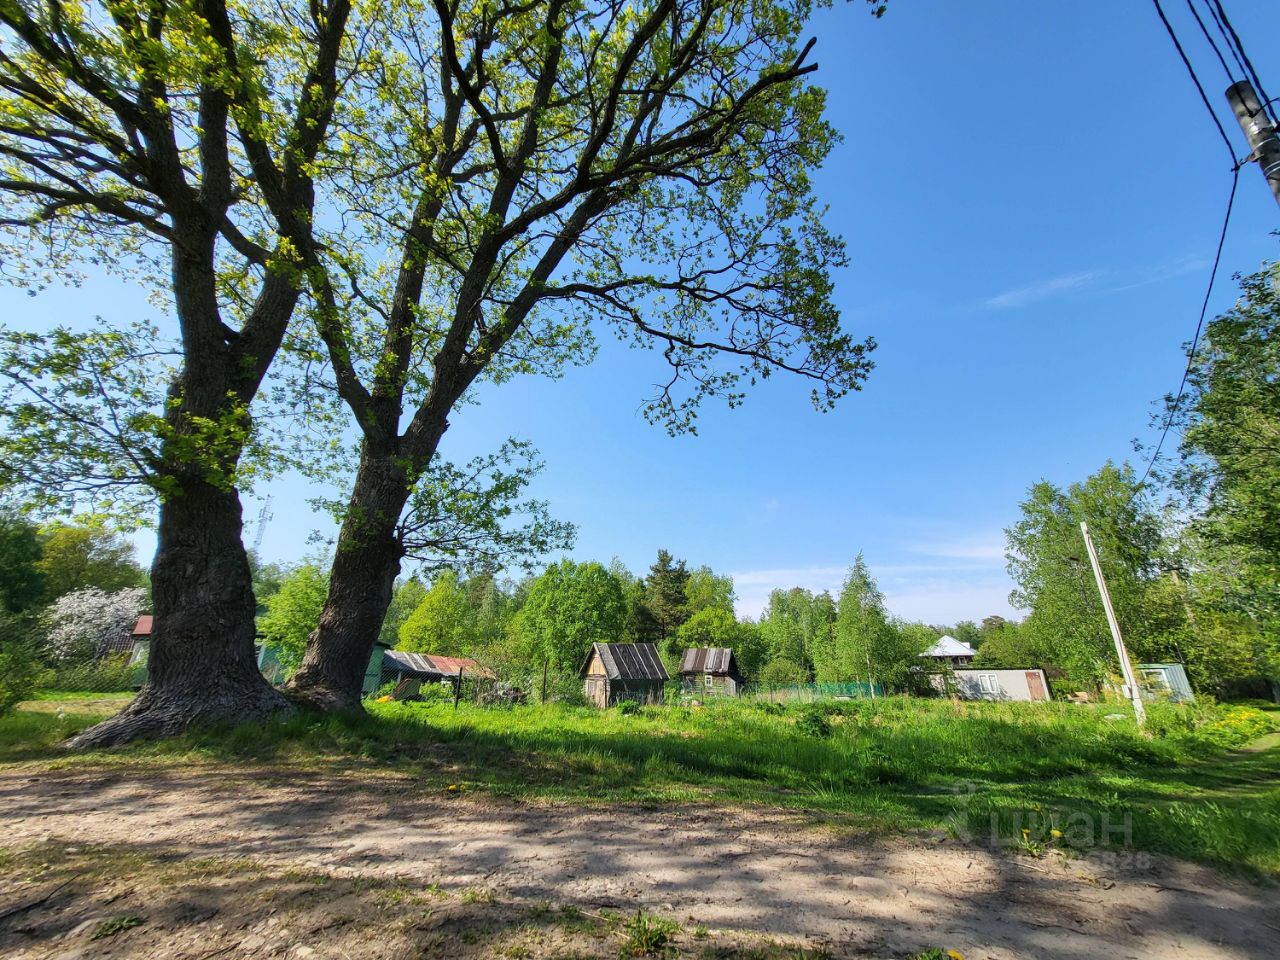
3 0 885 740
283 0 881 709
0 0 353 742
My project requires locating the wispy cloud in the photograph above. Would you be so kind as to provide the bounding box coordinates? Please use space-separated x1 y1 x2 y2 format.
729 529 1015 624
729 566 848 620
883 577 1016 625
1105 254 1208 293
982 254 1212 312
907 535 1006 562
984 271 1097 309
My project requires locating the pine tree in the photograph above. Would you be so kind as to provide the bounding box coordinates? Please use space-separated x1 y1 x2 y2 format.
644 550 690 650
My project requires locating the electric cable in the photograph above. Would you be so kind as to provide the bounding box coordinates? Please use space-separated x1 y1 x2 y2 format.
1136 166 1240 491
1209 1 1279 126
1151 0 1238 162
1184 0 1236 85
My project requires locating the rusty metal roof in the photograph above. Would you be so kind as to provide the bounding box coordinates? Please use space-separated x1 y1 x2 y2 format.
679 647 740 676
579 642 669 681
425 654 494 679
131 615 153 637
382 650 446 679
381 650 494 680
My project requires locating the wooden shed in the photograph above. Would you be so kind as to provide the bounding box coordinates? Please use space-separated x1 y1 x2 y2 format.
679 647 744 697
579 642 669 708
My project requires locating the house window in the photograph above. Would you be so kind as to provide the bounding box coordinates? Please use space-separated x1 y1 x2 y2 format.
1140 669 1170 690
978 674 999 694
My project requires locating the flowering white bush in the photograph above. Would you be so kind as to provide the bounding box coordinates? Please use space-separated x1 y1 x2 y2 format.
43 587 148 664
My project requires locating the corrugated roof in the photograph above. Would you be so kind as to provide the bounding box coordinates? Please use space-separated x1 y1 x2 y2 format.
382 651 495 680
580 642 669 681
382 650 448 679
920 635 977 658
679 647 739 675
131 615 153 637
425 654 494 679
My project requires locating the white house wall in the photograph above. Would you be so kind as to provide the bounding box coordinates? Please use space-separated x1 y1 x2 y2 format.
930 669 1049 702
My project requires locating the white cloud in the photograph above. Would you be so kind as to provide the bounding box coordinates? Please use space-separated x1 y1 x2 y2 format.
984 271 1096 309
883 577 1016 625
729 563 1016 626
906 535 1006 562
730 529 1016 625
729 566 848 621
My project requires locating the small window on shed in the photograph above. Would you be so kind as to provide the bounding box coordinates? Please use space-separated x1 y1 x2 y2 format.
978 674 998 694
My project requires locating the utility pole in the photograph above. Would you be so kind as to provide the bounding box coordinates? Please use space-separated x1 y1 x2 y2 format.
1080 522 1146 727
1226 80 1280 208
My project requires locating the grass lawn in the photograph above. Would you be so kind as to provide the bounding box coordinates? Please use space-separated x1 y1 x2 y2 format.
4 692 1278 879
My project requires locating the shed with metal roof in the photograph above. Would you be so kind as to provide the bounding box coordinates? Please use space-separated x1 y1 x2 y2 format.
579 642 669 708
678 647 744 697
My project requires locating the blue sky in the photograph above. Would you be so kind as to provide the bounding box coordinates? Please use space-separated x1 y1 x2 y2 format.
3 1 1279 624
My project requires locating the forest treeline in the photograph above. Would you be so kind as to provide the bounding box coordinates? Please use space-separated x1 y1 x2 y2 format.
3 265 1280 708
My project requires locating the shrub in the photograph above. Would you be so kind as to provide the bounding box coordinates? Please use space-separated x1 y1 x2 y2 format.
1145 699 1279 749
616 699 640 716
757 658 808 685
0 615 48 714
47 655 144 693
43 587 147 664
795 705 832 738
1197 704 1278 747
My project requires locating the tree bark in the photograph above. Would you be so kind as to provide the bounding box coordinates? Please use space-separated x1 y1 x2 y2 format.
286 450 413 711
67 231 297 747
68 475 291 747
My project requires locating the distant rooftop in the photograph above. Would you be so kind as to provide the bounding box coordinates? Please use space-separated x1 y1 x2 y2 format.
920 635 977 658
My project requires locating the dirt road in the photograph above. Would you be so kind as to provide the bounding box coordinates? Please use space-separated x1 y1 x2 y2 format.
0 766 1274 959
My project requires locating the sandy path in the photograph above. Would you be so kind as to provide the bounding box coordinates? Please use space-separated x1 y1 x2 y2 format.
0 766 1274 959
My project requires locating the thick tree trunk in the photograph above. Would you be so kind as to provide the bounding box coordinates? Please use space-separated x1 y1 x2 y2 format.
287 452 412 711
68 476 291 747
68 229 298 748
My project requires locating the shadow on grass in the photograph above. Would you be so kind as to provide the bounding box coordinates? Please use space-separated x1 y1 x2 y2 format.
4 697 1278 878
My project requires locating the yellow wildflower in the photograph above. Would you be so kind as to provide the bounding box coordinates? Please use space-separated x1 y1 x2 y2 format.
948 951 966 960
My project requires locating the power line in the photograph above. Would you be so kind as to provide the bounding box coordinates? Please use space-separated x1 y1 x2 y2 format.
1150 0 1237 162
1136 165 1240 491
1208 0 1279 127
1202 0 1249 87
1184 0 1236 85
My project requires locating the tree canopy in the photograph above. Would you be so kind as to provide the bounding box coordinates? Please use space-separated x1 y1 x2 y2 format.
519 560 626 671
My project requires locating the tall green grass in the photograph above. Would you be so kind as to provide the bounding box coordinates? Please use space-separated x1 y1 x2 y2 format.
2 694 1277 877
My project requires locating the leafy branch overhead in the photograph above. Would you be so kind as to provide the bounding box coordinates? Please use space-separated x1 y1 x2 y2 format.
286 0 877 454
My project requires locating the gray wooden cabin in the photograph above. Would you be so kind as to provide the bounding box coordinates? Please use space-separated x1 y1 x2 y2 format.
679 647 744 697
580 642 669 707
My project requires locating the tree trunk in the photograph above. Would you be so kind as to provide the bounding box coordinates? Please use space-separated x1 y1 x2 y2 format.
287 451 412 711
68 476 291 747
67 230 297 747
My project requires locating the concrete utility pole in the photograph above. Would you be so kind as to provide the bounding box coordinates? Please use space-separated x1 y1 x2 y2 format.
1226 80 1280 208
1079 522 1147 728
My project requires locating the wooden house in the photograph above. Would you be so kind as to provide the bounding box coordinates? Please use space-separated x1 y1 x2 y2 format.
579 642 669 708
679 647 744 697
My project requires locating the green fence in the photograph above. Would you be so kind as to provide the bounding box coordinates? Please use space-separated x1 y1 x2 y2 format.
744 680 884 703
